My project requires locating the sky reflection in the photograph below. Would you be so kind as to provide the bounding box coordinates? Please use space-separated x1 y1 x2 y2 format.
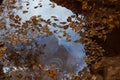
1 0 87 76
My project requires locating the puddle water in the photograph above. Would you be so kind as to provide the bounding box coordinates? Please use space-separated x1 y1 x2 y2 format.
0 0 87 79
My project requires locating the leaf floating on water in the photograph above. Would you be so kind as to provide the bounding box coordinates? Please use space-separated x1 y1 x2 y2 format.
26 2 30 6
18 6 23 9
13 0 17 4
0 41 4 47
39 5 42 7
71 15 76 18
67 17 72 22
68 73 81 80
74 38 86 43
23 10 28 14
21 36 30 41
10 5 17 9
49 3 55 8
63 25 69 29
1 47 7 51
34 6 38 9
46 70 57 80
60 22 67 24
42 26 49 32
54 19 59 21
0 23 6 29
74 39 81 43
74 26 83 32
69 22 75 29
35 27 40 32
8 14 15 20
15 15 21 21
66 38 71 42
51 16 57 18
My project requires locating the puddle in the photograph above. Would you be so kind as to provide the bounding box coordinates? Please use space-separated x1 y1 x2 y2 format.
0 0 87 79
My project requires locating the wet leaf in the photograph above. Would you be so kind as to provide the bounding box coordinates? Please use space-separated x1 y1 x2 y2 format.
67 17 72 22
63 25 69 29
82 1 88 10
102 18 107 24
0 53 4 57
34 6 38 9
46 70 57 80
23 10 28 14
74 38 86 43
38 64 44 70
89 30 97 36
74 26 83 32
0 41 4 47
60 22 67 24
50 3 55 8
51 16 57 18
103 35 107 41
8 14 15 20
74 39 82 43
109 24 115 29
18 6 23 9
1 47 7 51
15 15 21 21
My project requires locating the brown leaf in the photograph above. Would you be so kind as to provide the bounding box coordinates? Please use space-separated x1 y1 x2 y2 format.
23 10 28 14
51 16 57 18
67 17 72 22
60 22 67 24
0 53 4 57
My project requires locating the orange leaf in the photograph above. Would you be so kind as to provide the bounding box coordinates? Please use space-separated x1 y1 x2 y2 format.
46 70 57 80
0 53 4 57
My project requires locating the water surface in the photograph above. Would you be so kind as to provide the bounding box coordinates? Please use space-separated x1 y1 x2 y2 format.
0 0 87 79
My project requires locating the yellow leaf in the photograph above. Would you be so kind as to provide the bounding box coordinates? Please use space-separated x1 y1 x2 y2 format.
74 38 85 43
90 30 97 36
1 47 7 51
0 41 4 47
